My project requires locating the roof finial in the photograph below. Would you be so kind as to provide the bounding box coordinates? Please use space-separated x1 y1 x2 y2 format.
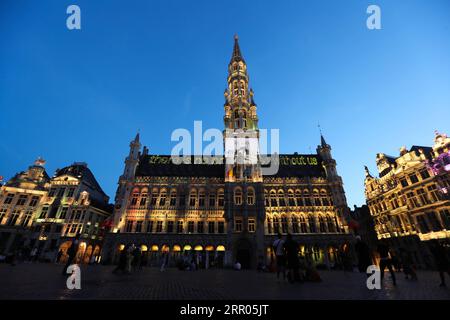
234 34 239 40
230 34 244 63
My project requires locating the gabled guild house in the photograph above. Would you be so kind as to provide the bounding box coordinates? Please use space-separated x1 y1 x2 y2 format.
101 36 353 269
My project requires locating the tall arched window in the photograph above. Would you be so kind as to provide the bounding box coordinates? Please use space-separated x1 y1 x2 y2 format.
217 189 224 207
319 215 326 233
299 215 308 233
159 189 167 207
278 190 286 207
247 187 255 205
270 190 277 207
321 190 330 206
150 188 159 206
281 215 288 234
295 190 302 206
308 215 316 233
313 189 321 206
130 189 139 206
303 190 312 206
234 188 242 205
291 215 299 233
198 190 205 207
273 215 280 234
288 190 296 206
139 189 148 207
189 189 197 207
327 215 336 233
169 189 177 206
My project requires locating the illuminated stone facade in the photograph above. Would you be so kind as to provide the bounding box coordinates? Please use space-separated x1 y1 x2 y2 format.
364 132 450 268
0 158 49 256
102 37 353 269
0 161 112 263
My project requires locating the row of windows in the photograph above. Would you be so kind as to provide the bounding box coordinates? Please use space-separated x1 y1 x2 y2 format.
129 189 226 208
125 220 226 234
370 184 441 214
266 215 339 234
2 194 40 207
399 169 431 188
0 208 33 227
48 187 76 198
265 189 332 207
376 210 450 235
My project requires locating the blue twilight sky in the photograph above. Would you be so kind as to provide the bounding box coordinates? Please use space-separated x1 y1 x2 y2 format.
1 0 450 206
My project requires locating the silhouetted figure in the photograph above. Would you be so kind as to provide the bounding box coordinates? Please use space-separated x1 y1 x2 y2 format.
430 240 450 287
354 236 372 273
399 248 417 281
377 243 396 286
272 233 286 280
284 234 300 283
62 240 79 275
113 245 128 274
132 246 142 271
56 250 63 263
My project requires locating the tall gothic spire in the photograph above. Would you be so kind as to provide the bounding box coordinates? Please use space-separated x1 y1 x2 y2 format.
230 34 245 63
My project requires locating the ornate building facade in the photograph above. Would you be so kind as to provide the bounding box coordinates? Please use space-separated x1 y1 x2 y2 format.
102 36 353 269
0 161 112 263
0 158 49 256
364 132 450 268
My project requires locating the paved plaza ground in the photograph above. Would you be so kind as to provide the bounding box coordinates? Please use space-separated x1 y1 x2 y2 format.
0 263 449 300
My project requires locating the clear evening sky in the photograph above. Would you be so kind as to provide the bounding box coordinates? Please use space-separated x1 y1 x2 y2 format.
1 0 449 206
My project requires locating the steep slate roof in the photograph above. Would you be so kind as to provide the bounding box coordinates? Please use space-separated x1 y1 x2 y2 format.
135 154 325 178
55 163 107 196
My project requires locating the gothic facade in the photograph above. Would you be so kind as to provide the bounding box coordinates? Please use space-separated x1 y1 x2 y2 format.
102 36 353 269
364 131 450 268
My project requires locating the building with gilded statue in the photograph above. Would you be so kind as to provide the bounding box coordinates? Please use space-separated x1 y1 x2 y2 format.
102 36 353 269
364 131 450 268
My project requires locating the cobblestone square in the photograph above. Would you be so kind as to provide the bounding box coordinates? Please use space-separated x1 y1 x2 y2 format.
0 263 449 300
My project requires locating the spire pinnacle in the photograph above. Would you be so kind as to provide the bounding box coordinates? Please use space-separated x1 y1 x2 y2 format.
231 34 244 63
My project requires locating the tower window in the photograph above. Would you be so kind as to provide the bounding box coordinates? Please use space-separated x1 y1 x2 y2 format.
247 188 255 205
234 188 242 205
235 219 242 232
248 219 255 232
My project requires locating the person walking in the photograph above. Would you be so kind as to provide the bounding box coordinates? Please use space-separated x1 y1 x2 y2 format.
429 240 450 287
160 251 169 272
62 239 79 275
30 247 38 263
377 242 396 286
354 236 372 273
284 234 300 283
272 233 286 280
125 244 135 274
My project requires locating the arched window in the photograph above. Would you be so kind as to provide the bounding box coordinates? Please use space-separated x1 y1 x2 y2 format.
169 189 177 206
291 215 299 233
234 188 242 205
189 189 197 207
319 215 326 233
303 190 312 206
150 189 158 206
130 190 139 206
209 192 216 207
327 215 336 233
313 189 321 206
278 190 286 207
299 215 308 233
308 215 316 233
140 189 148 207
198 190 205 207
281 215 288 234
159 189 167 207
247 187 255 205
217 189 224 207
321 190 330 206
288 190 296 206
295 190 302 206
273 215 280 234
270 190 277 207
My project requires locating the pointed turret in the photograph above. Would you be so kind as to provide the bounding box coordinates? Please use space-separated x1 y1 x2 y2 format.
230 34 245 63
